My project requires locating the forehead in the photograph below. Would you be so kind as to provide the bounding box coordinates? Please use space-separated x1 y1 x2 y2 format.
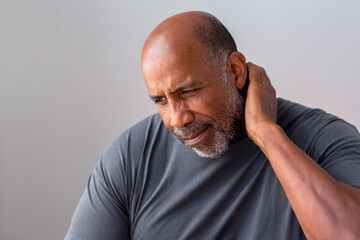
142 34 207 72
142 36 217 94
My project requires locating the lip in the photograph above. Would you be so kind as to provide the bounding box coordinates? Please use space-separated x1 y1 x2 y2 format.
183 126 209 146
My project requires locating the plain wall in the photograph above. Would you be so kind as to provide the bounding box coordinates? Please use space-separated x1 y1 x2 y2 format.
1 0 359 239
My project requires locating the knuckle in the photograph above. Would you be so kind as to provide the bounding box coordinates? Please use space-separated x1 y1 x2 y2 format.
259 67 266 74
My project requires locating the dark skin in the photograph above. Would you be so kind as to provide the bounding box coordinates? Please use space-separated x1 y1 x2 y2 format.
142 11 360 240
142 24 247 153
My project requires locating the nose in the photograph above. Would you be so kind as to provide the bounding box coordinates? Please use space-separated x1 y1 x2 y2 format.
169 101 194 129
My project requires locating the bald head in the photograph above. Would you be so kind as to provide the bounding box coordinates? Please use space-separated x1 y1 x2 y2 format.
142 11 237 70
141 12 247 158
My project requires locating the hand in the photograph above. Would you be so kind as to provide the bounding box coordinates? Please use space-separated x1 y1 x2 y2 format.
245 63 277 144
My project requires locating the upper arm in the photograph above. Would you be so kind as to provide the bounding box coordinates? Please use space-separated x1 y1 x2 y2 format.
65 139 131 240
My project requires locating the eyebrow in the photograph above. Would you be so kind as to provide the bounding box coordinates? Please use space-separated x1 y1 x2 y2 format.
149 82 198 100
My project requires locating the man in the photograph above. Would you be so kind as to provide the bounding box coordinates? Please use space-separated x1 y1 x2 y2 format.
66 11 360 239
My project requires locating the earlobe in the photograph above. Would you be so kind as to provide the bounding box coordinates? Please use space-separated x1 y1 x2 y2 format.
228 52 247 90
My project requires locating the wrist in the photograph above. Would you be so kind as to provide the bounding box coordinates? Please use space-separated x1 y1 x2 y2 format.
250 123 284 150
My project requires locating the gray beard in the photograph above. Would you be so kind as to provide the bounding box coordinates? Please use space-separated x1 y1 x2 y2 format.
173 74 245 158
192 87 244 158
192 130 230 158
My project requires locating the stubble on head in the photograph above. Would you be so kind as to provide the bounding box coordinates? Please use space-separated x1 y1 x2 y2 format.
142 11 246 158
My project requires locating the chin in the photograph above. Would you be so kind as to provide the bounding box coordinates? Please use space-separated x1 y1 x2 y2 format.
192 140 229 159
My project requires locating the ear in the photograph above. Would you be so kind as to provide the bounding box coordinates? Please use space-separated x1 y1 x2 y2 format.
227 52 247 90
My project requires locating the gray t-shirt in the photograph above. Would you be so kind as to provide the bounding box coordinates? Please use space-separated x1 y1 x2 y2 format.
65 98 360 240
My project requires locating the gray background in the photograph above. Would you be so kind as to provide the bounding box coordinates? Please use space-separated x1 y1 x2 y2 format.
1 0 359 239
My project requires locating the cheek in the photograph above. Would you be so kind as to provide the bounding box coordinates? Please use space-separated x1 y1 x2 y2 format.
203 89 227 110
188 96 225 121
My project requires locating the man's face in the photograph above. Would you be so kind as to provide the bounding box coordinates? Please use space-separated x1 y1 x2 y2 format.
142 38 244 158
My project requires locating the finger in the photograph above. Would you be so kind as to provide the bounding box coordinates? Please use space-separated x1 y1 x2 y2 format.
247 62 264 84
247 62 271 86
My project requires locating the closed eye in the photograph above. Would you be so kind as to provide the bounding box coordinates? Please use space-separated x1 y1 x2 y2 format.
181 88 199 95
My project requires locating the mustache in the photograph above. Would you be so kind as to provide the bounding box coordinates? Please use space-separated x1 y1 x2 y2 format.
173 120 213 139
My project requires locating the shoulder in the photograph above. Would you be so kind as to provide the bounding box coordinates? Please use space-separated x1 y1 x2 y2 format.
277 98 360 188
277 98 359 151
277 98 360 160
93 113 170 191
106 113 164 153
101 113 167 168
277 98 360 179
277 98 340 134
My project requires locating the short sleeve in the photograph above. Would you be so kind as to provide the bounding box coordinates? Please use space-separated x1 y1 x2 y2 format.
308 119 360 189
65 138 130 240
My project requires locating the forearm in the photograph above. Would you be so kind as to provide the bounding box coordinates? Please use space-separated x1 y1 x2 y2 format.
254 123 360 240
